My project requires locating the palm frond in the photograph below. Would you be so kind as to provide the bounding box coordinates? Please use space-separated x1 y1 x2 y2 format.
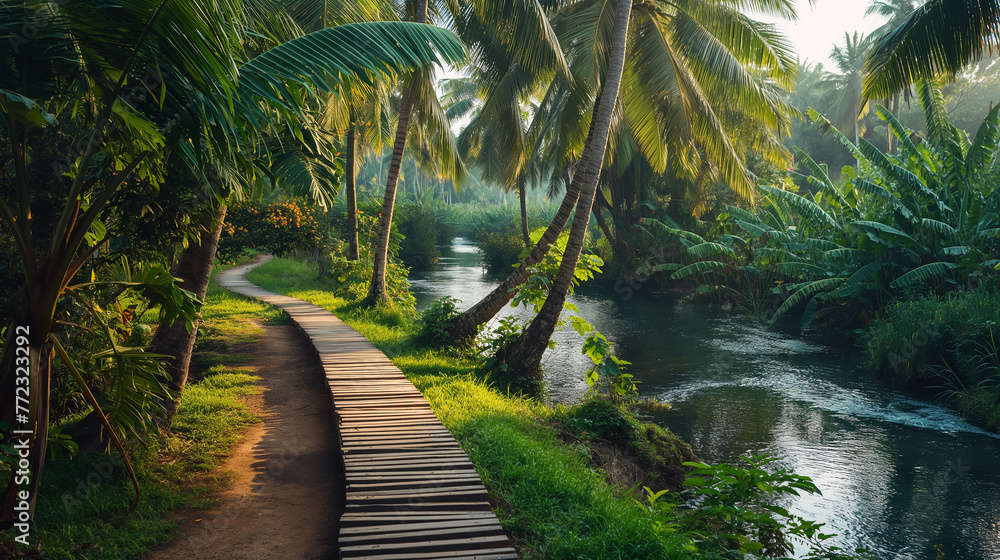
863 0 1000 100
239 21 468 109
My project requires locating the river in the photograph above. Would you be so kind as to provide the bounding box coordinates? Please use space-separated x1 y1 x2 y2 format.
409 238 1000 560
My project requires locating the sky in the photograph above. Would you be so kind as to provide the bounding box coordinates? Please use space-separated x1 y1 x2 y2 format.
751 0 892 69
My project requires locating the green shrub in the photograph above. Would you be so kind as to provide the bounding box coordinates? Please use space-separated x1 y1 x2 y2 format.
476 229 524 274
665 455 875 559
480 316 545 395
417 296 464 346
397 204 441 270
218 199 328 263
865 288 1000 430
561 397 634 441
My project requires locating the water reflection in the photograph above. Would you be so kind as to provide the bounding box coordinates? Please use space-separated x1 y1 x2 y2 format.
411 238 1000 559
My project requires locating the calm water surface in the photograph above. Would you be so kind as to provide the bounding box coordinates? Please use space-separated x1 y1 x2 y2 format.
410 238 1000 560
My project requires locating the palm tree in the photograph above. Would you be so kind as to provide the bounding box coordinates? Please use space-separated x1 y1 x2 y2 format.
365 0 566 305
863 0 1000 100
446 0 798 344
0 0 249 525
288 0 399 262
366 0 437 304
819 32 876 144
492 0 632 383
148 17 465 428
0 0 466 525
865 0 919 151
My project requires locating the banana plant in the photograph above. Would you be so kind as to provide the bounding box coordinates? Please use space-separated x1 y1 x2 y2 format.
641 81 999 329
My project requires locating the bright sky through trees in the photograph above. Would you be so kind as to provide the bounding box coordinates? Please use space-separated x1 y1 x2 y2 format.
751 0 891 68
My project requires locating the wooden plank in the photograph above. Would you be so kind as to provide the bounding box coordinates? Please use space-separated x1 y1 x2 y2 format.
340 535 512 554
339 517 502 536
339 523 505 544
343 501 494 512
339 512 499 524
342 548 518 560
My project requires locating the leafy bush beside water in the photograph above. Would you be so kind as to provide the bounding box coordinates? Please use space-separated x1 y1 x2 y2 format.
866 289 1000 431
396 204 442 270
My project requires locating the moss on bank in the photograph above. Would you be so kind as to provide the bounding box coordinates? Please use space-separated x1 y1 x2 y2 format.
248 257 695 558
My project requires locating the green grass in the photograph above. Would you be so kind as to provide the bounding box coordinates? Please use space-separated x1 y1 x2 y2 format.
2 266 281 559
865 288 1000 432
248 257 689 559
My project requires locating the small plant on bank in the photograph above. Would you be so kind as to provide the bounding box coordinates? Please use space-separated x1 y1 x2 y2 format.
487 228 636 399
418 296 466 346
561 398 634 441
652 455 878 559
480 316 544 395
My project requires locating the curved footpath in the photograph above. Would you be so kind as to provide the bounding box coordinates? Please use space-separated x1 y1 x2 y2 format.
216 257 517 560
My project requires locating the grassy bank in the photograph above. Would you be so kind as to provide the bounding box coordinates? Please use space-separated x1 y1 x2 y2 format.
1 269 284 559
245 258 701 558
866 289 1000 432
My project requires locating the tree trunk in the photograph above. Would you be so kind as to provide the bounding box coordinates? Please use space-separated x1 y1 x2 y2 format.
497 0 632 383
518 178 530 248
366 0 427 305
150 205 226 427
0 336 53 529
592 190 615 250
445 97 607 345
346 121 360 261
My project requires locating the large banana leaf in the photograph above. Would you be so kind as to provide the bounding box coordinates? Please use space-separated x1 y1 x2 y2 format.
687 242 734 259
966 102 1000 178
852 220 918 244
853 179 915 221
890 261 957 289
771 277 845 324
672 260 728 280
759 184 839 229
920 218 959 239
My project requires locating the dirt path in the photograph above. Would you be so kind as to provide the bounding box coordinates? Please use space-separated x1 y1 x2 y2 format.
146 322 344 560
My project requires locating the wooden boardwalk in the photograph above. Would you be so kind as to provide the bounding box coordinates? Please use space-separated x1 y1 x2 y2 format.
217 258 517 560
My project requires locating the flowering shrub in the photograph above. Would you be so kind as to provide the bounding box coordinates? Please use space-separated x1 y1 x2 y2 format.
218 199 328 262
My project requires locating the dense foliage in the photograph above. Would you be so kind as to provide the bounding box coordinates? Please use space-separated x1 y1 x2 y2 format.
866 289 1000 430
218 199 329 262
641 83 1000 332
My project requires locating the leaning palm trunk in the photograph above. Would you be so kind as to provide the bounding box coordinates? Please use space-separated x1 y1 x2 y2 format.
150 205 226 426
445 98 607 345
496 0 632 383
366 0 428 304
446 173 584 344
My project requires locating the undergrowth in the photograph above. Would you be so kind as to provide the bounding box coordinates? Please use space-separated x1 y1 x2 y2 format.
1 263 278 559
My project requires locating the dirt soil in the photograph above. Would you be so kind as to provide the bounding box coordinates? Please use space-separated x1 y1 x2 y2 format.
145 322 344 560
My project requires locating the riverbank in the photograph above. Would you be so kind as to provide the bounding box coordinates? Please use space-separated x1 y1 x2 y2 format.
247 257 698 558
